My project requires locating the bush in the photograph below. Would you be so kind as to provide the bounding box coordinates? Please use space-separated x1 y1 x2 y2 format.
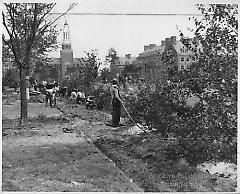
89 86 112 111
125 81 237 165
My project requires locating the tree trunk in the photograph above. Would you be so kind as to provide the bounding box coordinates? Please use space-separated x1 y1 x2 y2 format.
20 67 28 124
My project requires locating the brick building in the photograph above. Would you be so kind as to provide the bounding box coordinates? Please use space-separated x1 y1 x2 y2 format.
136 43 165 80
136 36 195 80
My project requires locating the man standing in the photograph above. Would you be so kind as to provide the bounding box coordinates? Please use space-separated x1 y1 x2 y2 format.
45 87 53 107
45 82 57 108
110 79 122 127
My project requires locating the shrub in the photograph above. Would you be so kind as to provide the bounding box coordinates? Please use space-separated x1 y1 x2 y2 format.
89 86 112 111
125 81 237 165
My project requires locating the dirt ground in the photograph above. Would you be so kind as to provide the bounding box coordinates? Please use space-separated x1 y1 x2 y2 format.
58 102 237 192
2 100 142 192
2 97 237 192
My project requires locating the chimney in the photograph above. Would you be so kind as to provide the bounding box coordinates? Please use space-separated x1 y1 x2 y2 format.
161 40 165 46
165 38 171 42
125 54 131 59
149 44 156 50
171 36 176 45
144 45 150 51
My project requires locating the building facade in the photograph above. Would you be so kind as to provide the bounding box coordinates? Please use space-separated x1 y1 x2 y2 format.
135 36 195 80
136 43 165 80
118 54 137 70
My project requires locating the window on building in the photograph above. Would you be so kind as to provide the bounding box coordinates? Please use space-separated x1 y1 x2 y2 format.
180 57 184 62
181 47 188 53
186 64 190 70
180 65 185 70
192 56 195 62
186 57 190 62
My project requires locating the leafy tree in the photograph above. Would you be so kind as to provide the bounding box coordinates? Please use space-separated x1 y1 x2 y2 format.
178 3 237 159
33 58 60 83
121 63 141 81
64 63 85 90
99 67 111 84
105 48 120 79
126 4 237 164
2 34 14 62
82 50 101 93
2 3 75 124
2 68 20 89
62 51 100 93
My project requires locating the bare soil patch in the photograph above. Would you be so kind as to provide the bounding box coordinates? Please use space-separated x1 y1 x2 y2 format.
2 101 143 192
59 102 237 192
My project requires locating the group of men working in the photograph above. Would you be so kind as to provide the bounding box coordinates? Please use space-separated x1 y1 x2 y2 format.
45 84 87 107
44 79 124 128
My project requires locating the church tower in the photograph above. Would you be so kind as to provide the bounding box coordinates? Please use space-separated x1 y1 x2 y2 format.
60 21 73 79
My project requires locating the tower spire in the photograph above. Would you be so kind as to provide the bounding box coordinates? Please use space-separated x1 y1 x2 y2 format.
60 20 73 79
62 20 71 49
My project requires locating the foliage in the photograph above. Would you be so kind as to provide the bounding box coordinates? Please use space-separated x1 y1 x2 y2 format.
82 50 101 93
2 68 20 88
89 86 112 111
63 50 101 94
126 4 237 165
178 4 238 163
33 59 60 83
105 48 119 66
2 3 61 69
99 67 112 84
2 34 14 62
64 62 85 90
105 48 120 79
2 3 76 123
121 63 141 81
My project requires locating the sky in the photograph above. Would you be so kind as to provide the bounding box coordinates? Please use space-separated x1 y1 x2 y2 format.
33 1 203 62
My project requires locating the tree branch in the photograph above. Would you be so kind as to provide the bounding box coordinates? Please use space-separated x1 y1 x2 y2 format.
2 35 22 68
47 3 76 27
38 3 56 23
36 3 76 39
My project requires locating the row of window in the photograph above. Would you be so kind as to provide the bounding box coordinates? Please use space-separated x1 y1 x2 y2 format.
180 47 189 53
180 56 195 63
140 55 196 64
180 64 190 71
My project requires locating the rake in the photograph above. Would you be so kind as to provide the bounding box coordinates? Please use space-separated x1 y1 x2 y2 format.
121 102 149 134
